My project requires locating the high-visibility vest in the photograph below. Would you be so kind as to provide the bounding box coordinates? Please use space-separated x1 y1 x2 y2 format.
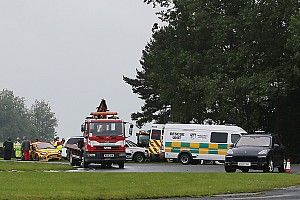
55 141 62 151
57 144 62 151
14 142 22 158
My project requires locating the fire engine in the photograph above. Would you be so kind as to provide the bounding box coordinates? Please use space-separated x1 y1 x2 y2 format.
69 99 132 168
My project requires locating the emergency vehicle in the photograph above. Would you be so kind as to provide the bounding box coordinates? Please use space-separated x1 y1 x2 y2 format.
163 124 247 164
136 130 150 147
69 99 131 168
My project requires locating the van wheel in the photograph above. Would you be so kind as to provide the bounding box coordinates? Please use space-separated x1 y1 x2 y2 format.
133 153 145 163
179 153 191 165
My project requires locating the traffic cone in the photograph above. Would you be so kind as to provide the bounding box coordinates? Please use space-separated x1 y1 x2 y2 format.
285 159 291 173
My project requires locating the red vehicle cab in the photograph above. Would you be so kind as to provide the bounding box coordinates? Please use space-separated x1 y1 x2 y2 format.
80 117 127 168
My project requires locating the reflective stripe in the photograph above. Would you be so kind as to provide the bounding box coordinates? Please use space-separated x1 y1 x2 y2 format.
149 139 161 155
164 142 229 155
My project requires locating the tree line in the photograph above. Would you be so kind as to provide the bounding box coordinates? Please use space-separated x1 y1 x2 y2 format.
124 0 300 160
0 89 58 142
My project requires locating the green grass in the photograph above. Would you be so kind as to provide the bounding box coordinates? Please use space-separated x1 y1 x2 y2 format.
0 160 73 171
0 172 299 200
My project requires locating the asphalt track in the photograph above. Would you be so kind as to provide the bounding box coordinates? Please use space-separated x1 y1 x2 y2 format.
71 162 300 174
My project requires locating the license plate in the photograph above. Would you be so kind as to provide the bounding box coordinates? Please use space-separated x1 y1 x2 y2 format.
238 162 251 167
104 154 114 158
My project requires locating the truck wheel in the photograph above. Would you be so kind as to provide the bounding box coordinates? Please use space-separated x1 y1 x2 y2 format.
179 153 191 165
82 157 89 168
225 166 236 173
102 163 112 168
133 153 145 163
118 162 125 169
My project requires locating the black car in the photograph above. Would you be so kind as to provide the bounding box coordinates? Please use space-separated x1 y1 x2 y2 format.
224 134 285 173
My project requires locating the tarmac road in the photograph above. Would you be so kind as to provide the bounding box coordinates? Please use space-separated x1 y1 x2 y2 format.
71 162 300 173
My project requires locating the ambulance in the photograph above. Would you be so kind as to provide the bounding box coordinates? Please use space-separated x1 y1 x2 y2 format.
163 124 247 164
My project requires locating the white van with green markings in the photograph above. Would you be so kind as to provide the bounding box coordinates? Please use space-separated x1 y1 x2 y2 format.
163 124 247 164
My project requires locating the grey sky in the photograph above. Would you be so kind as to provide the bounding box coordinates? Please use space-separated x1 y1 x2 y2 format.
0 1 158 138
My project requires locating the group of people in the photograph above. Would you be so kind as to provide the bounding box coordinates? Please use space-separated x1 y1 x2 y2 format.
2 136 31 160
2 136 65 161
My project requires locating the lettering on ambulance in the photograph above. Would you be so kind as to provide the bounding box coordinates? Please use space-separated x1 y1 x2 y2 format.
170 132 185 140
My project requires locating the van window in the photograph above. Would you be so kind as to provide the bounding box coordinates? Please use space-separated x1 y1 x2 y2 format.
151 129 161 140
210 132 228 143
231 134 241 143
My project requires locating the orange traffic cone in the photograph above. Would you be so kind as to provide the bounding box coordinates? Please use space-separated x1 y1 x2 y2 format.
285 159 291 173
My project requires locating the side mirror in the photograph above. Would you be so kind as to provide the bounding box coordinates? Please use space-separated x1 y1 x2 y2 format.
81 124 85 132
229 144 234 148
129 124 134 136
77 140 84 149
274 143 280 148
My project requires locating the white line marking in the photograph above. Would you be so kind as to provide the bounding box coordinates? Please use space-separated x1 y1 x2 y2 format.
228 194 293 200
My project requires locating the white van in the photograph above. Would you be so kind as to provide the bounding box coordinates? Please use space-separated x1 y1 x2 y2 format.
163 124 247 164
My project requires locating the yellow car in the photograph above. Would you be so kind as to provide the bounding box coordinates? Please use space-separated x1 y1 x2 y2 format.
31 142 62 161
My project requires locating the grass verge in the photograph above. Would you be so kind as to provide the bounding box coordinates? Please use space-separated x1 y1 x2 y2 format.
0 172 299 200
0 160 73 171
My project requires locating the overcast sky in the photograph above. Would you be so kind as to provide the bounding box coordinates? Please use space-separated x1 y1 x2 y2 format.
0 1 158 139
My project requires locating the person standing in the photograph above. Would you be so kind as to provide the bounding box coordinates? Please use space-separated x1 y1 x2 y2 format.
14 138 22 159
3 137 13 160
21 136 31 161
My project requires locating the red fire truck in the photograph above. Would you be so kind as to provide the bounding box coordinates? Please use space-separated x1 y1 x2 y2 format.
69 99 132 168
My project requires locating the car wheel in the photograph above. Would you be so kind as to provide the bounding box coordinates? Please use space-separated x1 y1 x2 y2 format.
118 162 125 169
241 168 249 173
263 157 274 173
225 166 236 173
66 149 70 161
278 158 285 173
32 153 39 161
70 153 76 166
133 153 145 163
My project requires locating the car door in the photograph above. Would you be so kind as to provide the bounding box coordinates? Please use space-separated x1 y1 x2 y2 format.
271 136 284 167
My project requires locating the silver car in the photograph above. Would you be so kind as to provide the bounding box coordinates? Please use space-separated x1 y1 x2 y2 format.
125 140 148 163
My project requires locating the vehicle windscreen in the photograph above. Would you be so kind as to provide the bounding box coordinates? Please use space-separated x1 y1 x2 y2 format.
151 129 161 140
236 136 271 147
138 135 149 144
126 140 138 147
37 143 55 149
66 138 83 145
89 122 124 136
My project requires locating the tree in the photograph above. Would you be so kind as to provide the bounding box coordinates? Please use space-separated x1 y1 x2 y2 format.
0 89 58 142
0 89 34 141
125 0 300 135
30 100 58 142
